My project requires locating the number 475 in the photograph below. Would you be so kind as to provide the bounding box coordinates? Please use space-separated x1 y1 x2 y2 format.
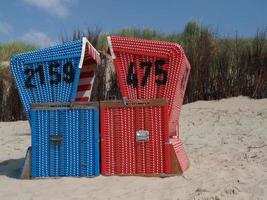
127 60 168 88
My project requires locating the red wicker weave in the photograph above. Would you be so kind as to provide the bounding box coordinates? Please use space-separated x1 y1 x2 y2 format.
107 36 190 136
100 99 189 176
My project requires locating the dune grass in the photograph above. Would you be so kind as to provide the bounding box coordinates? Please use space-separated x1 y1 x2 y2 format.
0 41 36 121
97 21 267 101
0 21 266 121
0 41 36 62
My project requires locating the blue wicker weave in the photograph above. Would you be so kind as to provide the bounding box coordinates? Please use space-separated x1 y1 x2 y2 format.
10 40 85 120
30 103 99 177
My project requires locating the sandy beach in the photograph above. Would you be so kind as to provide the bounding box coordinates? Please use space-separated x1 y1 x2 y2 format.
0 96 266 200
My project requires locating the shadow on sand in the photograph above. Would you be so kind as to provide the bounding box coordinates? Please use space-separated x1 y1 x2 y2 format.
0 158 24 179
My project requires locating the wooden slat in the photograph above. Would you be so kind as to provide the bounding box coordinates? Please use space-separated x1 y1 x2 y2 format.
100 98 168 108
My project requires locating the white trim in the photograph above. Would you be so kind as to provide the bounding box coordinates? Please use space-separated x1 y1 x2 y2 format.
107 36 116 59
78 37 88 69
78 37 101 67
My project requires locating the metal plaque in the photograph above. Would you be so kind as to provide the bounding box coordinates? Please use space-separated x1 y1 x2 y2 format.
136 130 149 142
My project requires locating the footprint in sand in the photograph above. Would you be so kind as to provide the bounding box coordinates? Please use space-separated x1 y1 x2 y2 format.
193 192 221 200
222 185 240 196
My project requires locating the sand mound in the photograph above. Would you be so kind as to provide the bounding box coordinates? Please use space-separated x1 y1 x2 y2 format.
0 96 266 200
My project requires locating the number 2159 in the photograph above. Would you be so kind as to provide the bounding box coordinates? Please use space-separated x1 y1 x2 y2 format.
24 61 75 88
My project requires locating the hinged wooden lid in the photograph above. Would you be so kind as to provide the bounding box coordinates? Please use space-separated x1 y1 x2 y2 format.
31 101 99 110
100 98 167 108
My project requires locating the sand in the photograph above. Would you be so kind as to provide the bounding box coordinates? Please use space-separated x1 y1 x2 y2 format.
0 96 266 200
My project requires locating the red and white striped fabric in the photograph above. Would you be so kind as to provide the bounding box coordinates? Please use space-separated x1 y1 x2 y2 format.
76 38 100 102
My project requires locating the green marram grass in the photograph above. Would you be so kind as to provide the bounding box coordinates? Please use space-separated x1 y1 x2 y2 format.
0 41 36 63
0 21 266 121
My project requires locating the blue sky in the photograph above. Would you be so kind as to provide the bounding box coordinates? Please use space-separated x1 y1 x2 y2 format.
0 0 266 47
